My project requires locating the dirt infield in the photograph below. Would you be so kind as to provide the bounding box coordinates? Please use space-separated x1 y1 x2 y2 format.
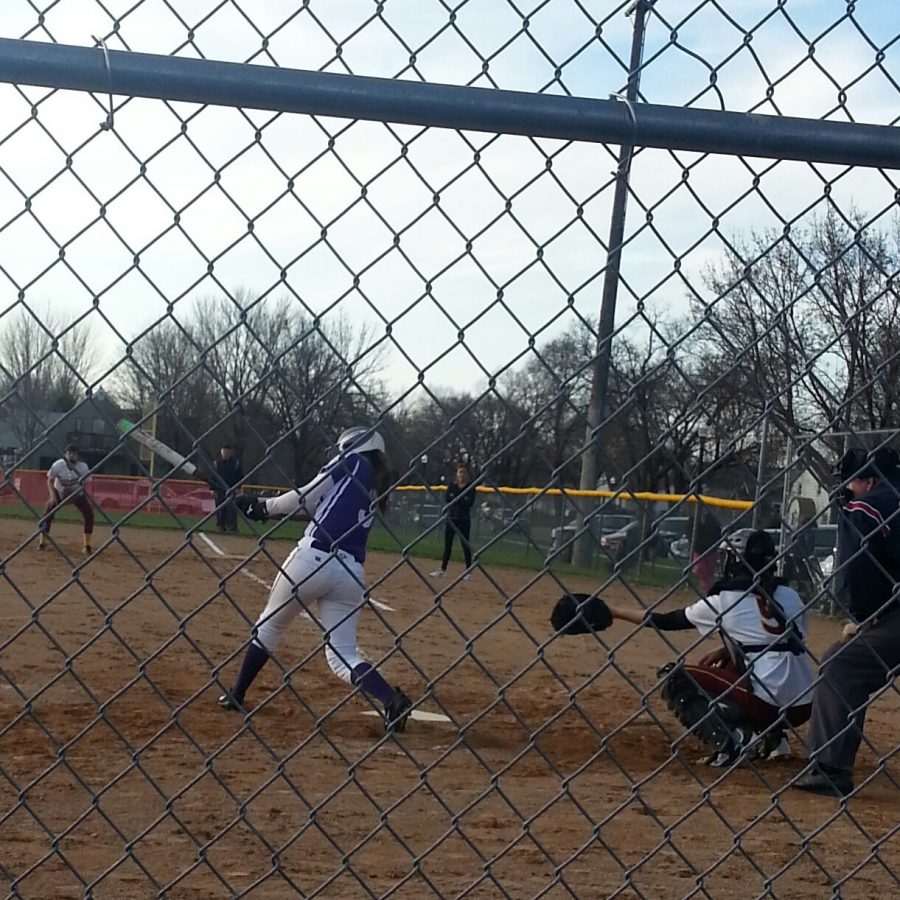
1 519 898 898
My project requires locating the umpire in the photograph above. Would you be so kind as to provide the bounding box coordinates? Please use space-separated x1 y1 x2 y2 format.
794 447 900 797
213 444 244 533
430 463 477 580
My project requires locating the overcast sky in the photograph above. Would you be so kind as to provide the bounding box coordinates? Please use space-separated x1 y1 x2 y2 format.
1 0 899 403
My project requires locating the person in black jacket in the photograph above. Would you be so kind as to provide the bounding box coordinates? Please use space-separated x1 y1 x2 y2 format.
213 444 244 533
431 463 477 580
794 447 900 797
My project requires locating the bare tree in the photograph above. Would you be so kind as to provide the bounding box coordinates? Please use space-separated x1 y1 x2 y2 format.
117 316 223 475
513 323 594 487
0 306 96 453
261 309 386 483
116 291 386 484
698 232 814 435
695 211 900 484
804 208 900 432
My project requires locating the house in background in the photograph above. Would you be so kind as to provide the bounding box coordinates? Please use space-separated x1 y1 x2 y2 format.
0 388 141 476
0 418 25 470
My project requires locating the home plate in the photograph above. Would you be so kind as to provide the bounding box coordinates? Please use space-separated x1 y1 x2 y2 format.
361 710 453 724
363 594 395 612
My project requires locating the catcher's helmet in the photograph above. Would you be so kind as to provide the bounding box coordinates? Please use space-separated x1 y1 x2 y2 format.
720 528 776 580
337 426 386 456
837 446 899 482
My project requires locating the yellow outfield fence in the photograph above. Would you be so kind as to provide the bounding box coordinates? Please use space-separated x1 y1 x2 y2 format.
395 483 754 511
1 468 754 513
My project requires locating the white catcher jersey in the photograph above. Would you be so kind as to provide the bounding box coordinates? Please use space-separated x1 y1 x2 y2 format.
684 584 814 709
48 458 90 498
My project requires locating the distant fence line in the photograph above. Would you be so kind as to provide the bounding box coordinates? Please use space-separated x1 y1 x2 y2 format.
0 469 754 520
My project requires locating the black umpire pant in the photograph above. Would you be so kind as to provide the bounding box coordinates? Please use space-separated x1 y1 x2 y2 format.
215 490 238 532
806 609 900 771
441 517 472 569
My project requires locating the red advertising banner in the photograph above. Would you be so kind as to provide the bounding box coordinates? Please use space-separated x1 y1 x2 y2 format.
1 469 216 518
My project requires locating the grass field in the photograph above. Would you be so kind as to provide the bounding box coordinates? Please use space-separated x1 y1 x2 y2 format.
0 501 689 589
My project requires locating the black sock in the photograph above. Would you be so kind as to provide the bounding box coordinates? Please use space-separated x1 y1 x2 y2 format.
351 662 395 705
231 641 270 700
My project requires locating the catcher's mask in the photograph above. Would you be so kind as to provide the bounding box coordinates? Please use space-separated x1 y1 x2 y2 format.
720 528 776 581
835 446 899 483
337 426 386 457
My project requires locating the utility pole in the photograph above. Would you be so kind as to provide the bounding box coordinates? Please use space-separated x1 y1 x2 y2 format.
574 0 653 568
752 406 771 530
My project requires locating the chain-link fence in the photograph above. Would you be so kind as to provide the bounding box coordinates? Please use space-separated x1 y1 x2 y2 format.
1 1 899 896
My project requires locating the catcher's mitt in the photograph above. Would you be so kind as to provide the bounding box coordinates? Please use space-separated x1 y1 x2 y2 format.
236 493 269 522
550 592 613 635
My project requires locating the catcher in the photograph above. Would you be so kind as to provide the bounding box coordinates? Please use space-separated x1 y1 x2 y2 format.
551 529 814 766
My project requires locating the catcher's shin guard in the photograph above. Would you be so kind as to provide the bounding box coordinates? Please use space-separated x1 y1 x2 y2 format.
657 663 751 756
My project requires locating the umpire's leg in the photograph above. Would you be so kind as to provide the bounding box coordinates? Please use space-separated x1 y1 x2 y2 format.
214 491 227 530
223 492 238 532
440 521 455 570
458 518 473 568
807 610 900 772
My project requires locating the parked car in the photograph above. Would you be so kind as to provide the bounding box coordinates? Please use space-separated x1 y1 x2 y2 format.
809 524 838 586
671 521 746 564
812 524 838 559
669 535 690 561
650 514 690 557
549 513 636 562
549 514 635 546
600 520 642 564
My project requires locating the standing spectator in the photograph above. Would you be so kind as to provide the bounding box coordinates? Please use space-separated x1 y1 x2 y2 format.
39 443 94 556
213 444 244 533
794 447 900 797
687 505 722 595
431 463 477 580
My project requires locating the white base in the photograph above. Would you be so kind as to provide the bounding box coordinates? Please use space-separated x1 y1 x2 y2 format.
361 709 452 723
363 594 396 612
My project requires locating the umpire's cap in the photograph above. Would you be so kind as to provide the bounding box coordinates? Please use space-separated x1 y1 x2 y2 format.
64 443 79 453
837 446 899 481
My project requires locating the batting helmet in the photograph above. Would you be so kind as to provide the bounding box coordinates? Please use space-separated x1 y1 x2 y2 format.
337 426 386 456
837 446 899 481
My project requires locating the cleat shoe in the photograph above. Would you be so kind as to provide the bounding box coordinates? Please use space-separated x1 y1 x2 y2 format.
792 764 853 797
704 726 756 768
83 546 93 557
705 748 734 768
37 542 46 552
430 569 446 578
217 692 245 712
461 572 472 581
760 734 791 761
755 727 789 761
384 688 412 734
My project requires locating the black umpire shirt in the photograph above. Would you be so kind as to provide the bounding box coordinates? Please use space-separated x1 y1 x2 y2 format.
836 479 900 621
214 456 244 490
445 481 476 522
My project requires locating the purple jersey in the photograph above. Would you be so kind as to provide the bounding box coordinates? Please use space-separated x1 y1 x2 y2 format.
305 452 375 563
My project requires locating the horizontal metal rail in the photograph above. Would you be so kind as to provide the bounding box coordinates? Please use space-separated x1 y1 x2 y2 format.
0 37 898 168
